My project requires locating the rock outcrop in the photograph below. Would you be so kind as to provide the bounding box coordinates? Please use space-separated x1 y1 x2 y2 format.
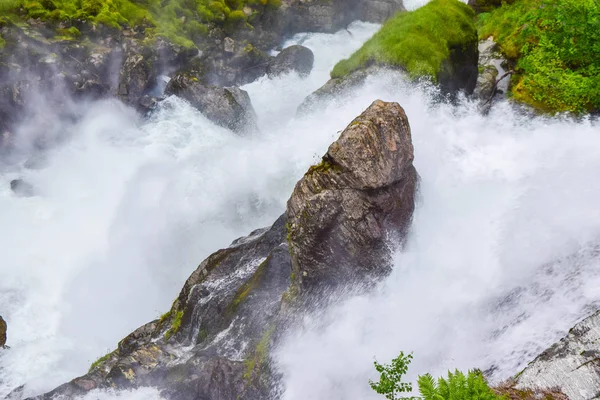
0 315 6 348
34 100 417 400
473 37 510 110
515 310 600 400
287 100 417 289
164 73 257 133
267 45 314 78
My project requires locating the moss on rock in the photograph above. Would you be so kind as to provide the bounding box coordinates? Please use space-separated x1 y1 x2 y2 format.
330 0 476 82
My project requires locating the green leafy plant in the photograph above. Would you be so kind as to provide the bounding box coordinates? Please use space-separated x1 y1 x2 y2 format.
418 370 503 400
369 353 505 400
369 352 415 400
478 0 600 113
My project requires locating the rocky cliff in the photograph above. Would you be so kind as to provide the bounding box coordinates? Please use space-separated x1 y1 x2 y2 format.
31 100 418 400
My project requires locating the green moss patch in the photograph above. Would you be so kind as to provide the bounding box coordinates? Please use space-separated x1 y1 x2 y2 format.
478 0 600 113
331 0 476 81
89 351 114 373
244 325 275 381
2 0 281 48
164 310 184 340
227 258 268 315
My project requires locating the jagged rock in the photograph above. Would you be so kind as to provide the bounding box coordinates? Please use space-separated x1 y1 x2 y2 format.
287 100 417 289
35 100 418 400
164 73 257 133
515 310 600 400
473 37 510 108
116 39 158 105
10 179 34 197
0 315 6 348
267 45 314 78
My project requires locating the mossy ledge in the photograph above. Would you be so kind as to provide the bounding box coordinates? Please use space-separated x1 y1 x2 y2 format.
478 0 600 113
0 0 281 49
88 350 115 373
330 0 476 81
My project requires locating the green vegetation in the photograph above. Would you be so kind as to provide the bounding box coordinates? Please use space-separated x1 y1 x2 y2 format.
244 325 275 381
0 0 281 48
164 310 183 340
370 352 503 400
478 0 600 113
331 0 476 80
88 350 113 372
227 258 268 315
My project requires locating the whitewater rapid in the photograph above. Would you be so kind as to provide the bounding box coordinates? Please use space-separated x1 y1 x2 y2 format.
2 7 600 400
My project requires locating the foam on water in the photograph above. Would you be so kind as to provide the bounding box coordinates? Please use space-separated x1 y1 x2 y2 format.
0 22 379 398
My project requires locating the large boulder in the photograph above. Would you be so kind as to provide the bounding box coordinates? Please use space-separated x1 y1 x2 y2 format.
164 73 257 133
267 45 314 78
515 310 600 400
287 100 417 289
0 315 6 348
34 100 418 400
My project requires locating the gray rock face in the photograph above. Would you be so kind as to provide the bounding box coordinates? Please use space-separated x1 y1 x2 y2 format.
473 37 510 107
287 100 417 289
516 310 600 400
35 100 418 400
164 73 257 133
279 0 405 34
267 45 314 78
0 315 6 348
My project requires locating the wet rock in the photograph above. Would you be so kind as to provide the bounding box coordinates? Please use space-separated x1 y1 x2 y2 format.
267 45 314 78
10 179 34 197
296 67 374 114
117 39 158 106
33 100 418 400
287 100 417 290
0 315 6 347
473 37 510 112
164 73 257 133
515 310 600 400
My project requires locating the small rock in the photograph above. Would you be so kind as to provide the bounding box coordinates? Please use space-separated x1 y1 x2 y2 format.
165 73 257 133
224 37 235 53
10 178 34 197
267 45 314 78
0 315 6 347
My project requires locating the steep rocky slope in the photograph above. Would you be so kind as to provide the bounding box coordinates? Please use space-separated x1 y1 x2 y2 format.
31 100 418 400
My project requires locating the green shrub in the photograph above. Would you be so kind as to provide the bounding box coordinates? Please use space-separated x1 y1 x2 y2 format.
369 352 414 400
369 352 504 400
331 0 476 81
478 0 600 113
418 370 503 400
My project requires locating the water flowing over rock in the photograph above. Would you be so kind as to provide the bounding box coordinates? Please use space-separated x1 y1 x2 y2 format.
164 73 257 133
473 37 510 110
267 45 314 78
287 100 417 289
515 310 600 400
32 100 417 400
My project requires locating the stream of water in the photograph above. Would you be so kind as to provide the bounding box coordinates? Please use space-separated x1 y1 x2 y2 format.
1 4 600 399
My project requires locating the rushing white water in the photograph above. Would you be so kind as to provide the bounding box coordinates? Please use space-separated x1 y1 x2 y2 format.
1 9 600 400
0 22 379 399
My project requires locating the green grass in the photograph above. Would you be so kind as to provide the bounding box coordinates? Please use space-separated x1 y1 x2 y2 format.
164 310 183 340
331 0 476 81
244 325 275 381
88 351 113 373
478 0 600 113
1 0 281 48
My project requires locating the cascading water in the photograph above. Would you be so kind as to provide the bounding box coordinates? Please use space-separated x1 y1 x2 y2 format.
1 3 600 400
